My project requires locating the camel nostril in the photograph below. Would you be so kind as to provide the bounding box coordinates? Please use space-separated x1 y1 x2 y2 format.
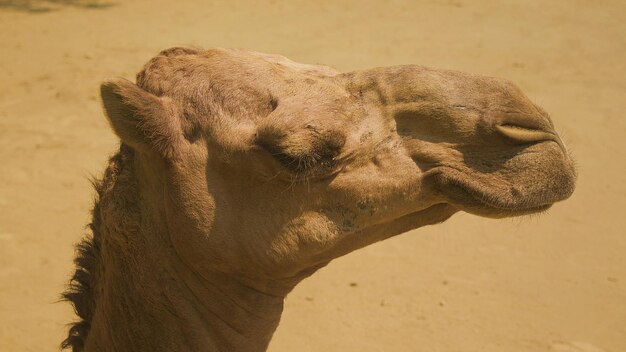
496 111 561 144
499 113 553 134
496 124 567 154
496 124 555 143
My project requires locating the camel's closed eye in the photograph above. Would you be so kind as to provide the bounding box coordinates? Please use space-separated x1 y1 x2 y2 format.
255 125 345 175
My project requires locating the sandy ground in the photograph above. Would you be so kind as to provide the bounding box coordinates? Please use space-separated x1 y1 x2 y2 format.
0 0 625 351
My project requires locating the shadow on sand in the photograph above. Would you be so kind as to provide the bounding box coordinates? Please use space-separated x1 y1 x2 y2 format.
0 0 115 12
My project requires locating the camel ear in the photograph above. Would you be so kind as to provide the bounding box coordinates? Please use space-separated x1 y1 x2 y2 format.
101 78 184 158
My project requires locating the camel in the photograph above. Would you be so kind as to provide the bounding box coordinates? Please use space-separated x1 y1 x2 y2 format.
62 47 576 352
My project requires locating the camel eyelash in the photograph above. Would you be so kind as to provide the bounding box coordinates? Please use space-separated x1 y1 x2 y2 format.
272 149 335 174
269 96 279 112
254 122 346 175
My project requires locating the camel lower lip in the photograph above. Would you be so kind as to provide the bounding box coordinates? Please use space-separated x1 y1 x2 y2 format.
432 171 557 217
452 185 554 217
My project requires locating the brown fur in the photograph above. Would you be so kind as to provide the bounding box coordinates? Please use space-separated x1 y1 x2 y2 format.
62 146 136 351
63 48 576 351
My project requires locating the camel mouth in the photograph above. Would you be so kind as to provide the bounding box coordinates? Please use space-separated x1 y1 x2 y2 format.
435 174 555 218
428 142 576 218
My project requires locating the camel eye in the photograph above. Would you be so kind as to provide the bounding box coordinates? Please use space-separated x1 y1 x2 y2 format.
255 126 345 174
269 96 278 112
268 149 318 173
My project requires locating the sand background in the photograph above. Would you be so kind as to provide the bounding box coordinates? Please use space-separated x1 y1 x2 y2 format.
0 1 624 351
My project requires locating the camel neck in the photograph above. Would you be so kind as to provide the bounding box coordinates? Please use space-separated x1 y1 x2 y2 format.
83 226 285 352
170 252 287 352
81 154 285 352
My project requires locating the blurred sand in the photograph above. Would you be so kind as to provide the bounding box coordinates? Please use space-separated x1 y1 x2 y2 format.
0 1 624 351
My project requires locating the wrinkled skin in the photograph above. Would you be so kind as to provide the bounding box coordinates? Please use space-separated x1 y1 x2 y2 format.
76 47 575 351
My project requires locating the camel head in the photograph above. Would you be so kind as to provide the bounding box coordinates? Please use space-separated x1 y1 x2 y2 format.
100 47 576 291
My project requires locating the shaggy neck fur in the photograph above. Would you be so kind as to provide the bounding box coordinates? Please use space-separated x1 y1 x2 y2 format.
63 146 284 352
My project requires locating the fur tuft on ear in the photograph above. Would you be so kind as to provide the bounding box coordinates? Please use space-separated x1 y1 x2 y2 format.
100 78 184 158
